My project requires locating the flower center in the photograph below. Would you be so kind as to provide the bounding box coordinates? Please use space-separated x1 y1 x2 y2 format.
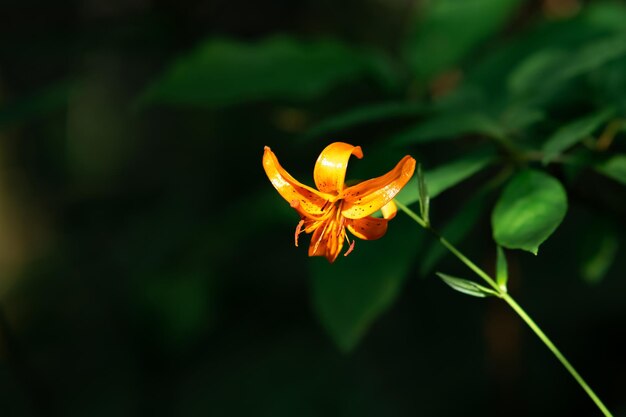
311 202 344 255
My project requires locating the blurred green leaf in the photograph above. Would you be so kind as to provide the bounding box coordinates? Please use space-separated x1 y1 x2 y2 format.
492 170 567 254
406 0 522 79
399 148 495 206
304 101 426 140
139 36 397 108
458 2 626 111
419 191 487 277
417 164 430 225
579 220 619 285
390 112 503 146
425 149 495 197
591 56 626 113
437 273 497 298
500 106 546 133
596 154 626 185
310 216 421 352
542 108 614 164
496 246 508 291
584 1 626 33
510 35 626 105
556 34 626 82
0 80 73 130
508 49 569 96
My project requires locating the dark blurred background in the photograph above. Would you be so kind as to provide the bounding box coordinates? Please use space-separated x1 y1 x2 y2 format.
0 0 625 416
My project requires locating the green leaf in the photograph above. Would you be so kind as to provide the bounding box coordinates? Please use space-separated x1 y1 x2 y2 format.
542 109 614 164
0 80 74 130
596 154 626 185
419 191 487 277
437 273 497 298
492 170 568 254
310 216 421 352
496 246 508 291
398 148 495 206
304 101 426 140
138 36 396 108
405 0 522 79
390 112 503 146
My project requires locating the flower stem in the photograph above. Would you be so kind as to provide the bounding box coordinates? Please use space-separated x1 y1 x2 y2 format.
396 200 613 417
501 294 613 417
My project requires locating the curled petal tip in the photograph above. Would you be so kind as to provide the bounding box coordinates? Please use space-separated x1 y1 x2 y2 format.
314 142 364 194
264 146 271 151
406 157 416 172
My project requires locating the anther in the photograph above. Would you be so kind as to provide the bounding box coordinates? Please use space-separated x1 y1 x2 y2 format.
344 239 355 257
313 221 329 254
294 219 305 247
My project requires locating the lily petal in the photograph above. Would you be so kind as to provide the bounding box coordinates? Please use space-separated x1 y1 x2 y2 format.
313 142 363 194
381 200 397 220
341 156 416 219
346 217 388 240
263 146 330 217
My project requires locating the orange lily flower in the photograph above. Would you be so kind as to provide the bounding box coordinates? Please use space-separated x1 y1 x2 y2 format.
262 142 416 263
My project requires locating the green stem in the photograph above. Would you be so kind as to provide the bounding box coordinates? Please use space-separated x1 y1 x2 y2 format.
396 201 613 417
501 294 613 417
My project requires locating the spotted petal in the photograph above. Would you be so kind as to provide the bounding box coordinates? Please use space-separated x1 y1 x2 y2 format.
341 156 416 219
263 146 330 217
313 142 363 194
346 217 388 240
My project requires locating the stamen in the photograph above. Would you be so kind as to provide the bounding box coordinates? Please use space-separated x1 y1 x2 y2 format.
336 215 345 237
313 220 330 255
294 219 305 247
344 239 355 257
334 202 344 237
